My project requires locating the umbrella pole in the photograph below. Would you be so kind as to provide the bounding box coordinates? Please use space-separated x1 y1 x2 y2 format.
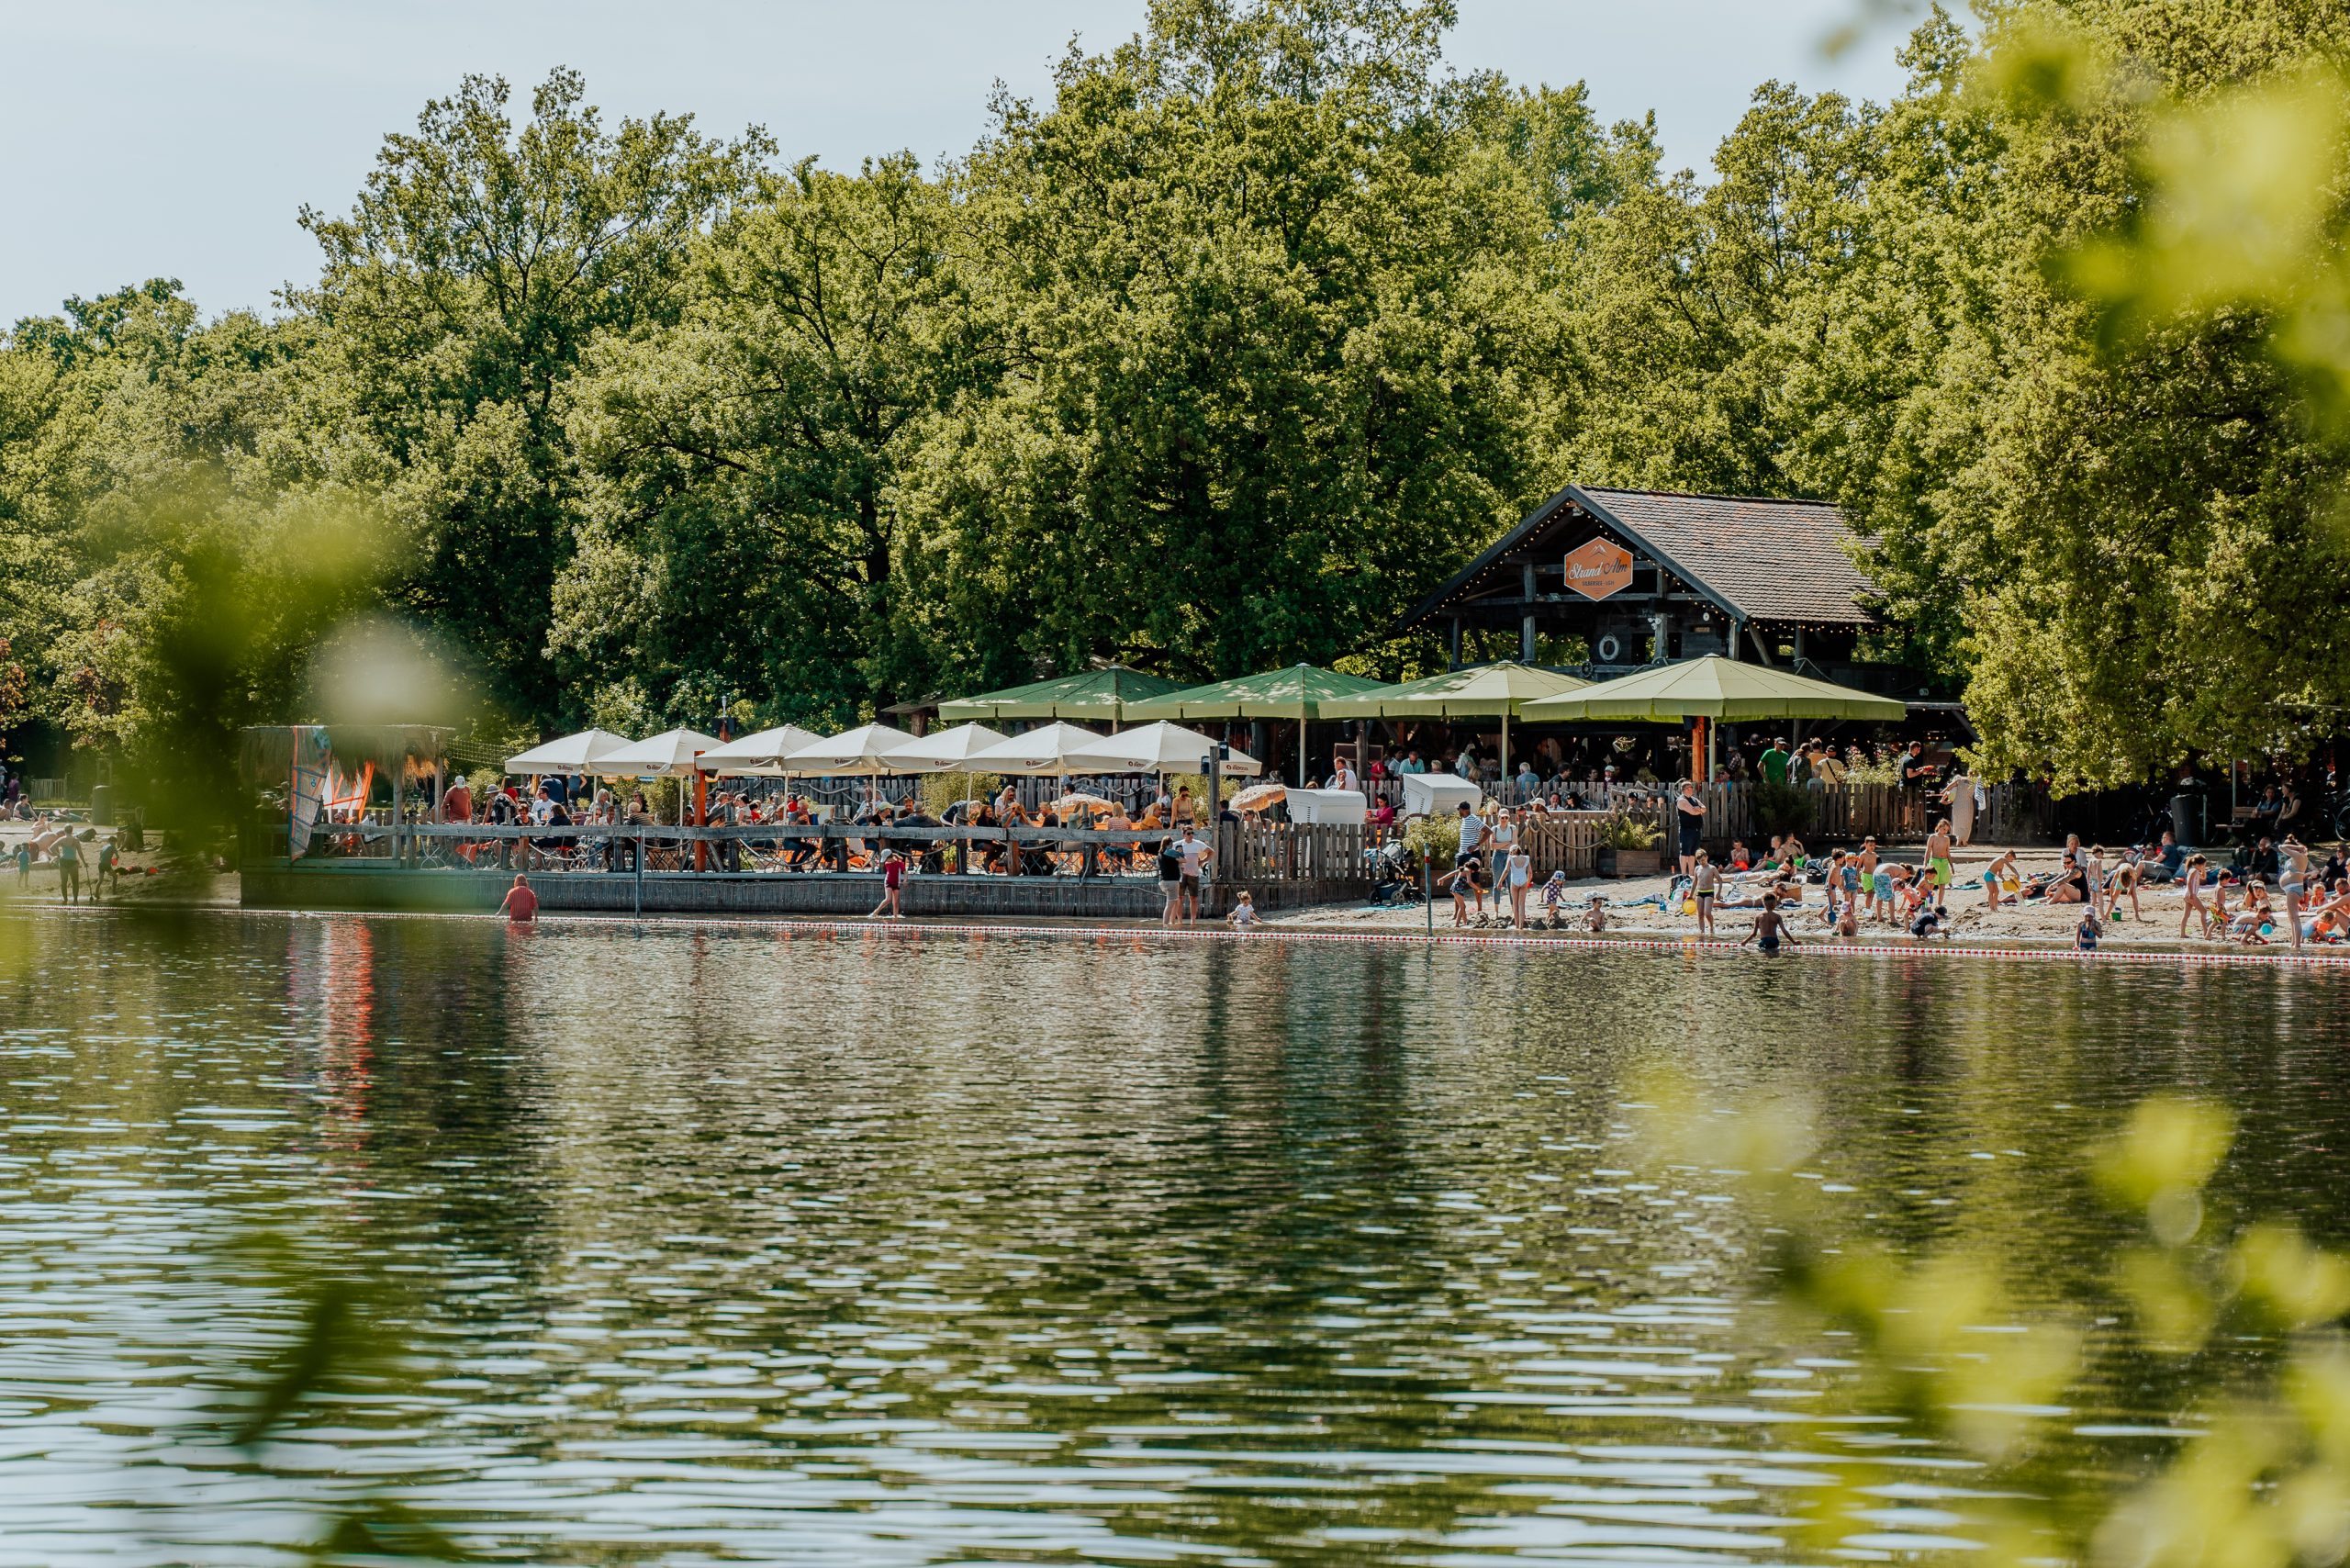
1500 710 1509 801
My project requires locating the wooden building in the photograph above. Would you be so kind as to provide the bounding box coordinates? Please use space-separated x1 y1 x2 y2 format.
1402 484 1944 700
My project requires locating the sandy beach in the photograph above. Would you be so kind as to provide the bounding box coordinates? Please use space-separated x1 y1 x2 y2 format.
1264 842 2316 955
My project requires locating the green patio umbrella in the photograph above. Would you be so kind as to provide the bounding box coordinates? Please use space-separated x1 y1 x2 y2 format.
1125 664 1388 784
1317 663 1592 789
936 666 1184 726
1518 655 1904 779
1517 655 1905 722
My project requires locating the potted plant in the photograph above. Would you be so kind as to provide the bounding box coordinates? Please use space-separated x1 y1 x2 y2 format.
1594 811 1665 878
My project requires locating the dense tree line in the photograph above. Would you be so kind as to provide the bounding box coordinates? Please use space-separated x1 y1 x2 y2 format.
3 0 2346 794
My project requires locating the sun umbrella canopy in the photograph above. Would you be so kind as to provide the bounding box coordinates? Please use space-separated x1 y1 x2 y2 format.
937 666 1184 722
1061 722 1264 777
1230 782 1287 812
960 722 1108 777
1315 662 1592 719
1123 663 1388 722
785 722 921 775
697 723 826 777
1518 655 1907 722
1046 792 1117 816
596 728 722 777
889 722 1011 769
506 728 635 775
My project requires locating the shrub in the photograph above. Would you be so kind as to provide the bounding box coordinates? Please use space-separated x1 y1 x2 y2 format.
1403 813 1460 864
921 771 1000 816
1597 812 1662 850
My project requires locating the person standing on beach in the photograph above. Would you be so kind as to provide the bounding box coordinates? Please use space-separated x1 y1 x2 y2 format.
2178 854 2212 939
1170 823 1212 925
2279 834 2311 952
1691 849 1718 935
1505 837 1532 928
1674 780 1706 878
1924 819 1953 912
54 832 80 905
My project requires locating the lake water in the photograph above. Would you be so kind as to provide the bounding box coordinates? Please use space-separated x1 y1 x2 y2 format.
3 907 2345 1566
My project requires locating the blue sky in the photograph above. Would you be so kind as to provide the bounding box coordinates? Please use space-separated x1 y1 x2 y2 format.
0 0 1931 324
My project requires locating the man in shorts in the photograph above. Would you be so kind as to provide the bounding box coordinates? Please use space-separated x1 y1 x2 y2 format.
1169 824 1213 925
1158 837 1185 926
1453 801 1486 871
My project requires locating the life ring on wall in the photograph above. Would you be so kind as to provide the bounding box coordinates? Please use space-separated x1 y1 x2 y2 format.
1595 633 1625 663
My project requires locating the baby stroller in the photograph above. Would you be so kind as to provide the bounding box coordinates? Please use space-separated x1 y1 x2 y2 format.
1370 839 1423 906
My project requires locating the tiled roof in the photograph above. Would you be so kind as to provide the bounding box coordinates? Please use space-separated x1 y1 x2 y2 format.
1577 487 1875 625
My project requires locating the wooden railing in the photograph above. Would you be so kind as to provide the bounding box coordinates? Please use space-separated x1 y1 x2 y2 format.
255 818 1379 893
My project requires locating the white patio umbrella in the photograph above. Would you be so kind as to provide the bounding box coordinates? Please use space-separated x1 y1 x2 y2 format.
698 723 826 777
506 728 634 775
597 728 722 777
889 722 1011 769
1061 721 1264 777
888 722 1013 818
597 727 723 826
960 722 1107 777
783 722 921 776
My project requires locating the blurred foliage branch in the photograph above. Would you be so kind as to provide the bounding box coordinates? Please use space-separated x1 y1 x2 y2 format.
1637 1079 2350 1566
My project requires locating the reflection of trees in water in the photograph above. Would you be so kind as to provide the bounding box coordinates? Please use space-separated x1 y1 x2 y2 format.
15 914 2350 1564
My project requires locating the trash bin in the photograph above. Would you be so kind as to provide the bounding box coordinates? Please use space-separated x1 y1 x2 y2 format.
90 783 114 827
2169 793 2198 849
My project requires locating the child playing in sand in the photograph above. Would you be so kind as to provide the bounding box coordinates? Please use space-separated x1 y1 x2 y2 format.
1983 849 2019 911
1539 872 1568 928
1585 893 1609 934
1226 890 1261 929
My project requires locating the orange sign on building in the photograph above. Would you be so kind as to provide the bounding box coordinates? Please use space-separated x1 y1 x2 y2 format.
1562 537 1634 600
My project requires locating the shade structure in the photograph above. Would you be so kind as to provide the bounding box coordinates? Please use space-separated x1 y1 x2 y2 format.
1316 662 1591 719
697 723 825 777
596 728 722 777
1318 664 1589 790
1230 782 1287 813
784 722 921 776
1517 656 1906 722
887 722 1011 769
959 722 1108 777
1061 722 1264 777
1123 663 1387 722
506 728 635 775
937 666 1184 723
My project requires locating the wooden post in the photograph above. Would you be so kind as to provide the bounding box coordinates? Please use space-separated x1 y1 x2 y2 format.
693 770 709 871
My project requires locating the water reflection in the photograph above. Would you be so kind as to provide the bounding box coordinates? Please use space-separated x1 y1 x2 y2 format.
1 908 2345 1565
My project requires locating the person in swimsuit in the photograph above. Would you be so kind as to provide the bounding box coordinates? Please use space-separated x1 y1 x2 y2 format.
1925 820 1953 911
1505 839 1533 929
2178 854 2212 939
1740 894 1794 954
2075 910 2100 951
1585 892 1609 934
1691 849 1718 935
1837 851 1863 921
869 846 906 920
1982 849 2019 910
2279 834 2311 952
